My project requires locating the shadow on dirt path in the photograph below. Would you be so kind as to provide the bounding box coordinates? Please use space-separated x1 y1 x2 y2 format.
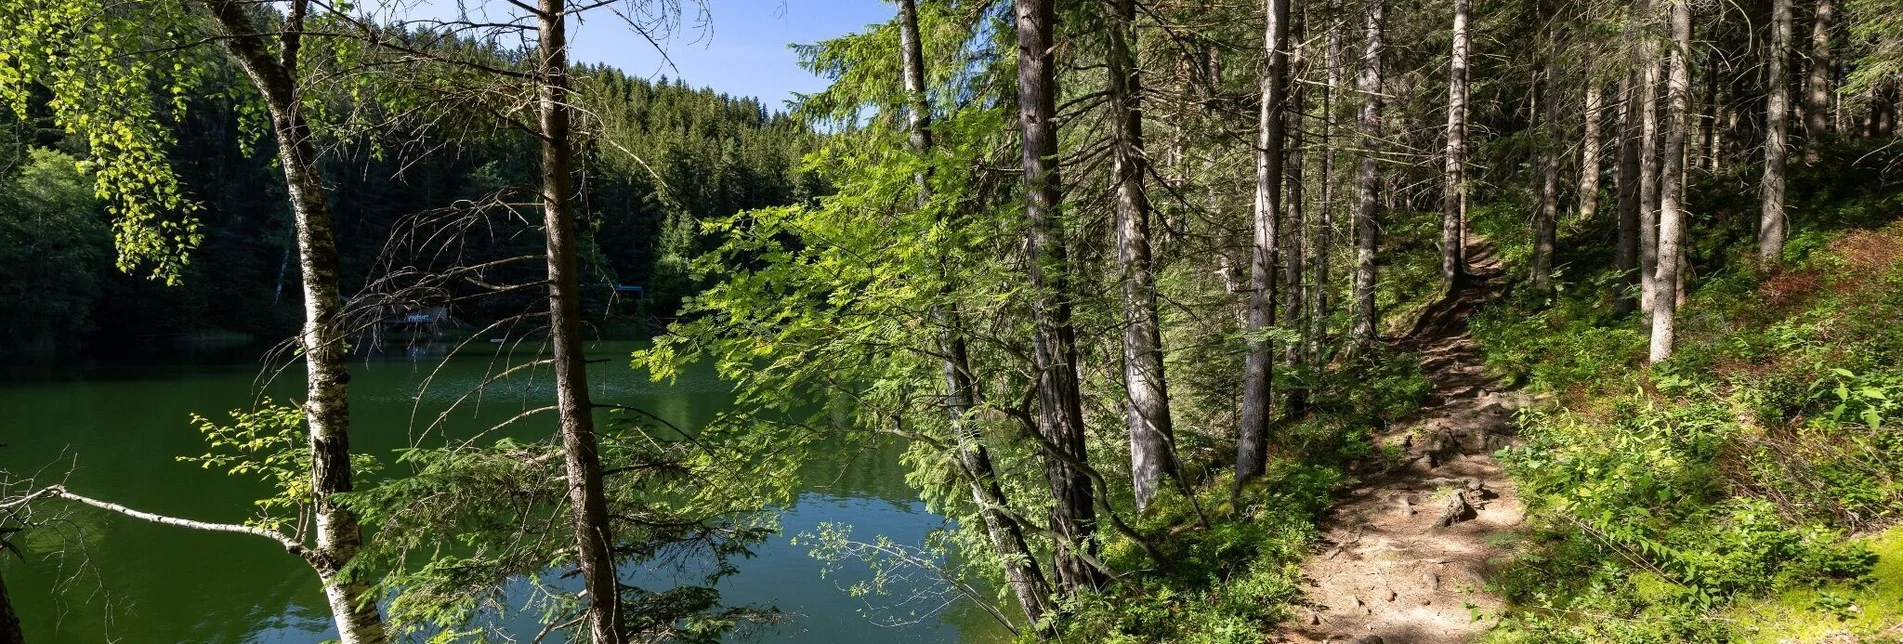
1279 239 1533 644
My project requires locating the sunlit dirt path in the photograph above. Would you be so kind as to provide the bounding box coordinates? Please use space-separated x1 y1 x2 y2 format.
1280 241 1531 644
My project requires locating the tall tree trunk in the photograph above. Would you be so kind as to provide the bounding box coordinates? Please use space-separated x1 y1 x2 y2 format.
898 0 1055 629
1805 0 1836 156
1712 53 1727 168
1881 85 1899 137
1650 0 1692 363
201 3 388 642
1533 45 1560 293
1440 0 1471 289
1283 6 1308 413
1639 40 1662 324
1104 0 1180 513
1350 0 1386 353
1615 74 1643 315
1310 24 1342 364
1762 0 1792 263
535 2 625 641
1580 75 1605 220
0 570 21 644
1015 0 1102 595
1237 0 1293 485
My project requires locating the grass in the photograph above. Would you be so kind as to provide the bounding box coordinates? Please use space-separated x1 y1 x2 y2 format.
1731 526 1903 643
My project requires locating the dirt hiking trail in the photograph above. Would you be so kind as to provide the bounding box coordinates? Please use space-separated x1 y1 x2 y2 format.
1279 241 1534 644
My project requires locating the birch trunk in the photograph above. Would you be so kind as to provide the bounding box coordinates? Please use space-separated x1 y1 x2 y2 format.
1650 0 1692 363
1237 0 1293 485
201 3 388 641
1762 0 1792 263
1015 0 1102 594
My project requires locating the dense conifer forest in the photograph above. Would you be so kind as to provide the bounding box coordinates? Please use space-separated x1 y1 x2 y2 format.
0 61 816 355
3 0 1903 642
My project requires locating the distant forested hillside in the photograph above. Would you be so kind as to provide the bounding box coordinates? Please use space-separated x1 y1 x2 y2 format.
0 63 818 355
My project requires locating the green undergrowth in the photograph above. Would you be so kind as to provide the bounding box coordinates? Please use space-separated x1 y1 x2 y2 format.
1728 525 1903 643
1052 348 1431 643
1469 144 1903 642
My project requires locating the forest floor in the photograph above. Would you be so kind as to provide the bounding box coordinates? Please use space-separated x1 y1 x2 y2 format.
1279 241 1533 644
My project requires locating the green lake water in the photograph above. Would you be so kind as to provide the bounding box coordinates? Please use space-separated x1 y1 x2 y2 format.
0 341 1009 643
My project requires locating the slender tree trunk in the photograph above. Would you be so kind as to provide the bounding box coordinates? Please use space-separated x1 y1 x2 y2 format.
1350 0 1386 353
1650 0 1692 363
535 2 625 641
0 570 21 644
1580 76 1605 221
1881 85 1899 136
201 3 387 642
898 0 1055 629
1715 100 1730 170
1237 0 1293 485
1533 46 1560 293
1712 53 1727 168
1615 75 1643 315
1104 0 1179 514
1639 42 1662 324
1762 0 1792 263
1283 6 1308 413
1310 25 1342 364
1834 62 1845 133
1805 0 1835 157
1015 0 1102 594
1440 0 1471 289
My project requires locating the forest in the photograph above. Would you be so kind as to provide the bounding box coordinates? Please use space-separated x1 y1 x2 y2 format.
3 0 1903 642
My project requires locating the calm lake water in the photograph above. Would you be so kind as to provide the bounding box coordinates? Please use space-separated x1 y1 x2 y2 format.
0 341 1009 643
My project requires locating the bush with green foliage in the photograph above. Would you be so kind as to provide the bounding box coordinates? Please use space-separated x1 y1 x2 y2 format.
1471 148 1903 641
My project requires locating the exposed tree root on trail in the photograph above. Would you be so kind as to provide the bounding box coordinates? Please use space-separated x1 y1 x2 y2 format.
1280 242 1531 644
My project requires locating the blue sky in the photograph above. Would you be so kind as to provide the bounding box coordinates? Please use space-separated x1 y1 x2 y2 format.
397 0 896 110
569 0 893 109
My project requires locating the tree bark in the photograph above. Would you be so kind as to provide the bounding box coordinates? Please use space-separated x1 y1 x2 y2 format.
1533 44 1560 293
1015 0 1102 595
1440 0 1471 289
1639 35 1662 325
0 568 21 644
1580 75 1605 221
1615 74 1643 315
1350 0 1386 353
1104 0 1180 513
898 0 1055 630
1805 0 1835 152
1237 0 1293 485
1762 0 1792 263
1712 52 1727 169
1282 6 1308 413
200 3 387 642
1650 0 1692 363
1310 24 1342 364
535 2 626 641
